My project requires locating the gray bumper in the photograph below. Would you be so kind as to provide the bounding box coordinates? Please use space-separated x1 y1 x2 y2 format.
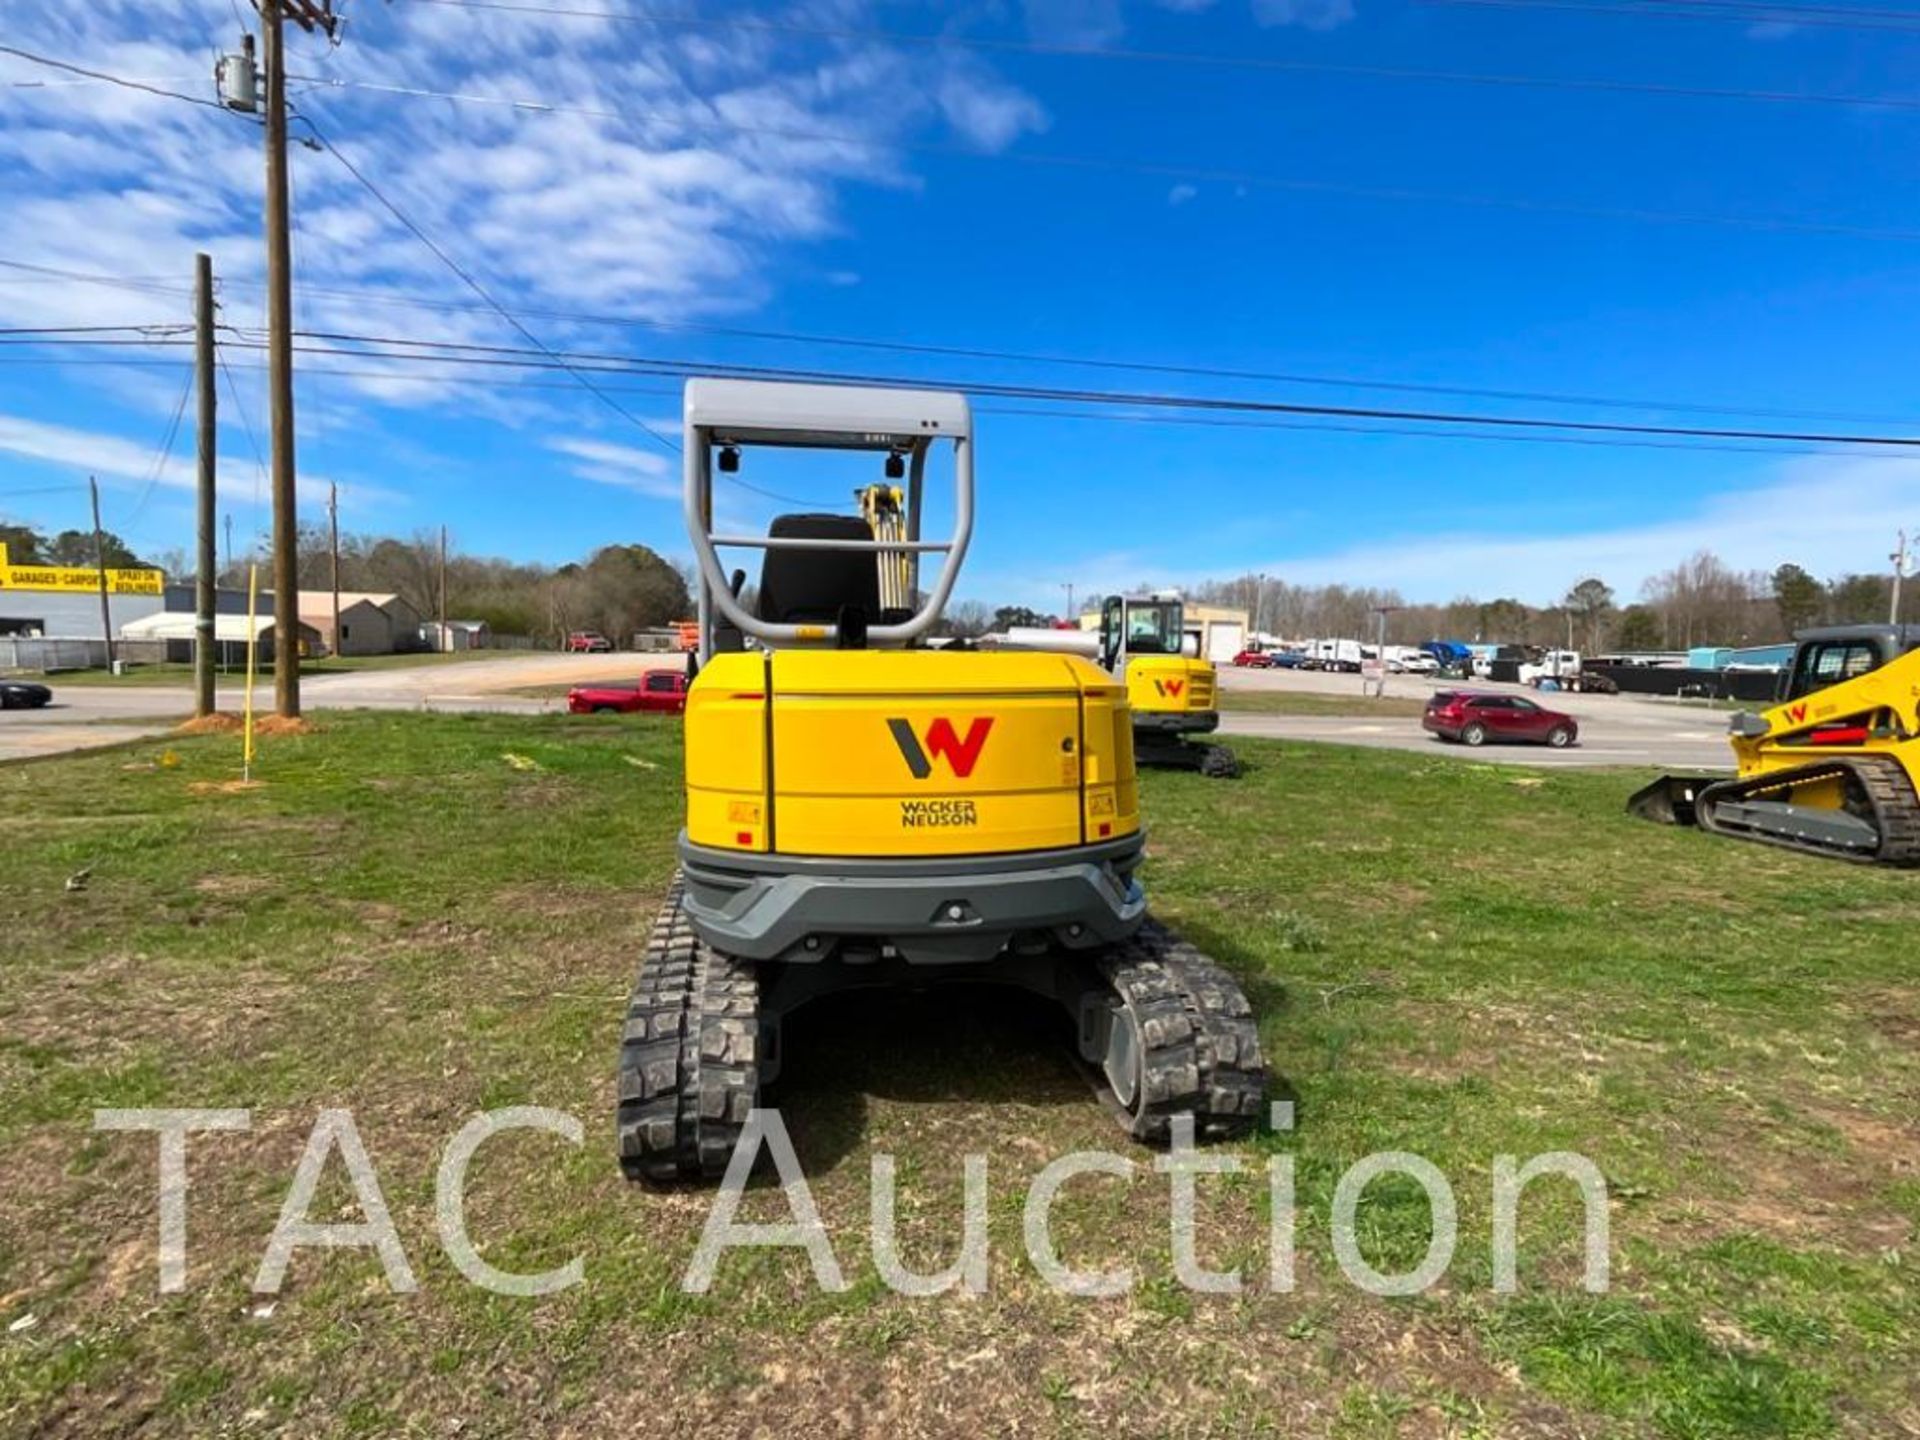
677 832 1148 965
1133 711 1219 735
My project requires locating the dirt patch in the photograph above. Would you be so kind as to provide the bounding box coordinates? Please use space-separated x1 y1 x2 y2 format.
186 779 268 795
254 715 317 737
192 875 274 898
175 713 244 735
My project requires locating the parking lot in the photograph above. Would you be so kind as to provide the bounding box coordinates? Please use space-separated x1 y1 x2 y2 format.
1219 663 1734 771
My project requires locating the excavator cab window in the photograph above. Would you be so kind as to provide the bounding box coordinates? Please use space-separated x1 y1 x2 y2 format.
1125 601 1183 656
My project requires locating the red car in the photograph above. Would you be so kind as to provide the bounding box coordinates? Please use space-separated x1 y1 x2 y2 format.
1232 649 1274 668
1423 690 1578 749
568 669 689 715
564 631 613 653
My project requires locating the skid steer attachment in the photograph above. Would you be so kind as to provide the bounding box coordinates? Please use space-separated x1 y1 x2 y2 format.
1626 774 1708 828
616 378 1269 1184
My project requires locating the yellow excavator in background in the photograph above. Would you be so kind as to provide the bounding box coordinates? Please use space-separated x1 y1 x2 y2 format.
1097 593 1239 778
992 593 1238 778
1629 624 1920 864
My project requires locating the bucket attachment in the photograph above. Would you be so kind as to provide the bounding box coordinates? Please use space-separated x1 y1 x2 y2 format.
1626 774 1713 827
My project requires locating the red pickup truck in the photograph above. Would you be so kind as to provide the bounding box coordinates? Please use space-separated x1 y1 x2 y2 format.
567 669 689 715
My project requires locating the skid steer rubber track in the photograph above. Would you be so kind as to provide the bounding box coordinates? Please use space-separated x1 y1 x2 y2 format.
617 878 761 1184
1695 754 1920 867
1095 920 1267 1143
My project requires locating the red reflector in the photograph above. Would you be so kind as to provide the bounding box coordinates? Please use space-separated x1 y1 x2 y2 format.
730 692 764 700
1808 727 1870 745
1097 822 1112 837
735 831 753 845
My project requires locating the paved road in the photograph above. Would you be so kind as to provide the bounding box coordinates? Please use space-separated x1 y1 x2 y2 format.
0 653 679 762
1216 666 1734 771
2 652 1736 772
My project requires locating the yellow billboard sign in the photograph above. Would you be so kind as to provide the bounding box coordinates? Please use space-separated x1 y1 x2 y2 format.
0 543 165 596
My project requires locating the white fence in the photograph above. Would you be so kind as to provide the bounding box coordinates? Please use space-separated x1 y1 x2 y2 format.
0 638 110 672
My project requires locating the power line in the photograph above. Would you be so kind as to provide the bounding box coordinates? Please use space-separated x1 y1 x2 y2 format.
395 0 1920 107
0 259 193 296
12 269 1920 428
130 268 1916 428
207 282 1920 425
291 105 682 457
119 366 197 530
12 343 1920 461
1429 0 1920 29
0 324 193 337
287 72 1920 244
207 327 1920 449
215 338 270 523
0 44 235 112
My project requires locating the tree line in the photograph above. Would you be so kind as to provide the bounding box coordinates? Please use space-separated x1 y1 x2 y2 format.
0 521 691 646
1180 550 1903 652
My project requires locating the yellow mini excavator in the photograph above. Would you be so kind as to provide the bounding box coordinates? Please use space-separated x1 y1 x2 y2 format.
1096 593 1238 778
1629 624 1920 865
617 379 1267 1182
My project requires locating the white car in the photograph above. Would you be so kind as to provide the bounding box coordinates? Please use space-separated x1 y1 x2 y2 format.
1398 653 1440 676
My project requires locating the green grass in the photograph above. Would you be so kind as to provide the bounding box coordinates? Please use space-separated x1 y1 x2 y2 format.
0 714 1914 1437
1217 688 1430 718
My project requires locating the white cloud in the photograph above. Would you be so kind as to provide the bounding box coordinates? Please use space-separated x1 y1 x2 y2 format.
1253 458 1920 602
1022 0 1128 46
984 458 1920 616
935 60 1051 151
547 436 678 498
0 0 1052 420
1251 0 1357 30
0 412 195 490
0 409 371 510
1167 183 1198 206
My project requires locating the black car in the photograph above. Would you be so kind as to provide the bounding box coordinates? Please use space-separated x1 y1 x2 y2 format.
1 680 52 710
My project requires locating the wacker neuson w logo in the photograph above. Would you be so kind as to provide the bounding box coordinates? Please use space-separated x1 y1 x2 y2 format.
1152 678 1186 698
887 716 994 779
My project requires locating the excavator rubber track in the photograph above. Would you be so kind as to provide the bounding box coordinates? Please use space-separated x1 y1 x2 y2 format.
1133 732 1242 780
618 880 1268 1182
1094 921 1267 1142
1691 754 1920 867
617 879 761 1184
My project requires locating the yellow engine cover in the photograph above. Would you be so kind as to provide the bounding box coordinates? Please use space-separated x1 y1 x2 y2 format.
684 650 1140 858
1126 655 1217 718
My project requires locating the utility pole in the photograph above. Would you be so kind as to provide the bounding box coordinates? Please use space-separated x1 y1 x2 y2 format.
1368 604 1402 698
1893 528 1911 626
224 513 233 580
438 524 448 652
328 481 340 657
261 0 300 715
1062 582 1074 624
194 252 217 717
89 476 116 673
224 1 334 710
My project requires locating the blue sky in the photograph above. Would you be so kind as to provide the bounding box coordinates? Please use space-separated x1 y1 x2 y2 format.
2 0 1917 614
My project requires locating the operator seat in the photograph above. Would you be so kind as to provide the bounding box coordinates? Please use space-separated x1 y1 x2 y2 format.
757 514 887 643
